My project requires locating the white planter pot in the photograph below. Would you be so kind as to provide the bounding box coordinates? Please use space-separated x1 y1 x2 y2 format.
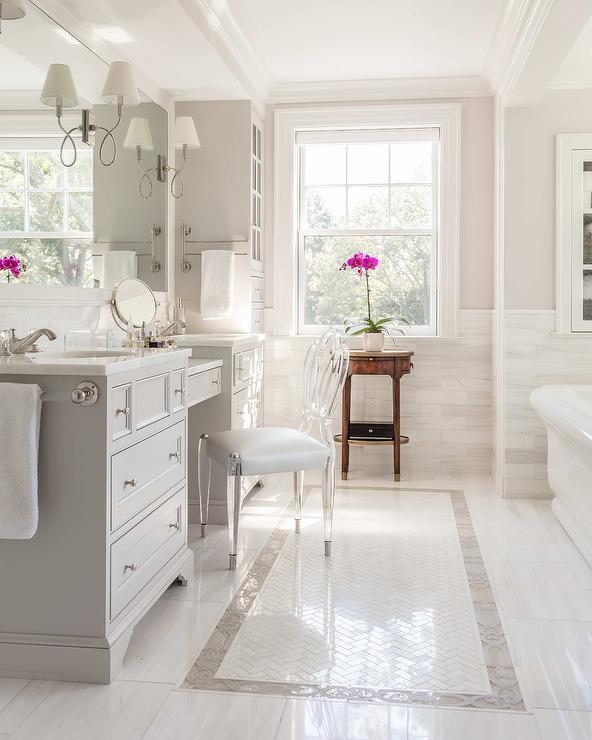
362 332 385 352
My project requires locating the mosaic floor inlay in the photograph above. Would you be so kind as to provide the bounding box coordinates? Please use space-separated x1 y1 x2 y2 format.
182 486 525 711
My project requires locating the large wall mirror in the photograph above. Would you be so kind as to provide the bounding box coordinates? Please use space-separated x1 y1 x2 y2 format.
0 1 167 292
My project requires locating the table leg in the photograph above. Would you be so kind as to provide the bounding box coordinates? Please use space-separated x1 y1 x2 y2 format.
341 374 351 480
393 376 401 481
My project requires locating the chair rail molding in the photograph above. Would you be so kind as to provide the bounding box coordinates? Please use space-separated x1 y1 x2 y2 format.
272 103 461 337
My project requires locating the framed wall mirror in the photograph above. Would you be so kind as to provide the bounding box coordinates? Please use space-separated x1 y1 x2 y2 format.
0 1 168 293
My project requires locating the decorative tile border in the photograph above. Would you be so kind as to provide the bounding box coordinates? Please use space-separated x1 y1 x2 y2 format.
182 486 525 712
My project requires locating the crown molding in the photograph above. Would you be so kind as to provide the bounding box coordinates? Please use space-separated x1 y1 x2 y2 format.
177 0 273 113
484 0 554 103
270 76 491 104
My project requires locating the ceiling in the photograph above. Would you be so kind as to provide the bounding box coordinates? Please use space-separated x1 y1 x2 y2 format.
229 0 505 83
550 13 592 89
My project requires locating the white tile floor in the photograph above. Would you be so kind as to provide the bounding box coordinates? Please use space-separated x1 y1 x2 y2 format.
0 470 591 738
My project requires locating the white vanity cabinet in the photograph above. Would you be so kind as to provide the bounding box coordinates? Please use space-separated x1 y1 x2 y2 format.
174 334 264 524
0 350 194 684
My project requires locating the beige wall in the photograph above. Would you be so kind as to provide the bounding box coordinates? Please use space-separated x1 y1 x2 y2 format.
265 96 495 313
504 89 592 309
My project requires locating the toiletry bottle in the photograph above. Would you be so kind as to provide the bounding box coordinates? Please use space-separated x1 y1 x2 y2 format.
124 316 134 348
174 298 186 334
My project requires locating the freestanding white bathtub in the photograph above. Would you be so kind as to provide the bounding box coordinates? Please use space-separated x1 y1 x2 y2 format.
530 385 592 566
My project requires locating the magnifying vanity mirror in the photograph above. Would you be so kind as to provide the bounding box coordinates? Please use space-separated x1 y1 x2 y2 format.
109 278 157 330
0 2 168 293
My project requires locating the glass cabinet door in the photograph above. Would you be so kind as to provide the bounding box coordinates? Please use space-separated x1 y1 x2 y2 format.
570 151 592 330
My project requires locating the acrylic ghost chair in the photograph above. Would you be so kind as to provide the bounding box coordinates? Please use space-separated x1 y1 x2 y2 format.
197 330 350 569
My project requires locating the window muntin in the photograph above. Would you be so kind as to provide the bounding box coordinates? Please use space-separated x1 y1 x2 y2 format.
297 129 438 335
0 147 93 286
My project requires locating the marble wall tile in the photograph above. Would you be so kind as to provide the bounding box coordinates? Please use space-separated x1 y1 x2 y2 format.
264 311 494 474
503 310 592 499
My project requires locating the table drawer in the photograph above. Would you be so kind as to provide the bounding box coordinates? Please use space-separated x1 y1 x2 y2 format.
111 383 132 441
136 372 170 430
110 488 185 620
111 420 185 531
187 366 221 406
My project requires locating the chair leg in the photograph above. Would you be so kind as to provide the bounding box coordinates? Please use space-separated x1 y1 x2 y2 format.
294 471 304 533
197 434 211 538
227 453 242 570
322 459 336 556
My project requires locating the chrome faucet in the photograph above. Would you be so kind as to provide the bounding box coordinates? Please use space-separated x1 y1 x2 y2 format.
9 328 57 354
158 320 186 337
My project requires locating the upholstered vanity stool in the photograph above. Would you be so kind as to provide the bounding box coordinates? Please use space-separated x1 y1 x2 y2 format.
197 330 350 569
339 348 414 481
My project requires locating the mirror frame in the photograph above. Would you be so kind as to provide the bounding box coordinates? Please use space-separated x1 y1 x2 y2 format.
109 278 157 331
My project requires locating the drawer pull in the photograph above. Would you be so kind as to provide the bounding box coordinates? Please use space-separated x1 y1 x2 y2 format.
212 377 221 386
124 478 138 487
169 451 181 460
116 407 130 416
169 522 180 531
124 562 139 572
175 387 185 396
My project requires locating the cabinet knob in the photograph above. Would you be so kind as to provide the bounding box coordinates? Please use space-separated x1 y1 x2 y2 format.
124 562 139 572
169 522 180 531
169 451 181 460
175 388 185 397
124 478 138 487
117 407 130 415
212 377 221 386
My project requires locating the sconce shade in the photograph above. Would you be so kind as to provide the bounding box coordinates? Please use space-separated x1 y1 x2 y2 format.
40 64 79 108
124 117 154 150
0 0 25 20
174 116 200 149
100 61 139 106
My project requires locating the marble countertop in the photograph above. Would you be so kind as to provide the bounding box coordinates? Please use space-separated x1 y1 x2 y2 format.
0 347 192 376
174 333 265 349
188 358 223 375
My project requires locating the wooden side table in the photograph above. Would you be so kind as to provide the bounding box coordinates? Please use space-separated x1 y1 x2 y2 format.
338 348 414 481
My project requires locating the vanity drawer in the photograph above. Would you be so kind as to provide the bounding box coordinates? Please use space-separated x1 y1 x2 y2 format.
251 275 264 305
111 420 185 531
171 368 186 414
251 309 264 334
233 347 263 386
232 386 262 430
110 488 185 620
187 366 221 406
136 372 170 430
111 383 132 441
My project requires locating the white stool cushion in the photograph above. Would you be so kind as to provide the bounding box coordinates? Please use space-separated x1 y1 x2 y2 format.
205 427 330 476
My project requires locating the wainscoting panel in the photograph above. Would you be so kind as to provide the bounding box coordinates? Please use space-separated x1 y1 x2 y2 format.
264 310 493 475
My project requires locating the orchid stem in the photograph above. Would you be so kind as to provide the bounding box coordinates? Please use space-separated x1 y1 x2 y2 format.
365 270 372 325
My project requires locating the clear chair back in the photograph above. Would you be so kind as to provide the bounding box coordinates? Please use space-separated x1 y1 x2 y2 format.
301 330 349 430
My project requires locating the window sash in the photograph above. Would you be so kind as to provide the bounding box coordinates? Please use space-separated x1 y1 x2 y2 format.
0 148 92 239
296 135 438 335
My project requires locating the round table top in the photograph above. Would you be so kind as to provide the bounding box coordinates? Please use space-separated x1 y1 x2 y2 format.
349 347 414 357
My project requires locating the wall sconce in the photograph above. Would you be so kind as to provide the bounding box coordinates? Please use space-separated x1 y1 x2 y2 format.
0 0 25 33
123 115 200 200
40 61 139 168
123 117 155 199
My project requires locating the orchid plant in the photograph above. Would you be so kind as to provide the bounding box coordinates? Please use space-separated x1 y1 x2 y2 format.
339 252 408 337
0 255 25 283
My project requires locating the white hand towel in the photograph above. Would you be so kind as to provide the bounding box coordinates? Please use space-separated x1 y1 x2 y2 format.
0 383 42 539
98 250 138 290
200 250 235 320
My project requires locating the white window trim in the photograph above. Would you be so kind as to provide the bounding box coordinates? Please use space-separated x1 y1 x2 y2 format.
273 103 461 336
556 133 592 334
